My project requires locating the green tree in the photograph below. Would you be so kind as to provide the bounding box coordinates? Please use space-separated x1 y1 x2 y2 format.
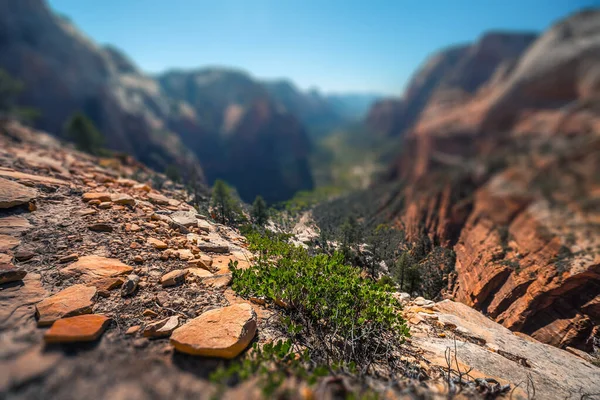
64 112 104 155
0 69 23 117
0 68 39 123
251 195 268 226
165 164 181 183
340 216 361 263
211 179 243 225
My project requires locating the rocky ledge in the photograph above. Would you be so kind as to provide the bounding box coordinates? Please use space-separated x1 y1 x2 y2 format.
0 122 598 399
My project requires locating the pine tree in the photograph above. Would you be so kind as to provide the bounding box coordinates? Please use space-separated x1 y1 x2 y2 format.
251 195 268 226
64 112 104 155
211 179 244 225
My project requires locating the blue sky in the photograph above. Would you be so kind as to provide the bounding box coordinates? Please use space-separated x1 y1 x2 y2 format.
49 0 597 95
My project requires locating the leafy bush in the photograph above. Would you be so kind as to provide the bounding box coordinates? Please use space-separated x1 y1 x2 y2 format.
210 339 328 398
231 229 409 379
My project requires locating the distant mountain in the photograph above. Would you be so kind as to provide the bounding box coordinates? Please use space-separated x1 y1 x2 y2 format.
367 32 537 137
157 69 314 203
325 93 382 120
264 80 381 135
0 0 203 178
0 0 314 203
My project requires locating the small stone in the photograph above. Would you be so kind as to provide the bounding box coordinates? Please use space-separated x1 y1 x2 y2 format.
44 314 110 343
121 274 140 297
111 193 135 206
82 192 112 202
92 277 125 297
88 223 113 232
186 268 213 280
88 199 101 206
58 253 79 263
155 291 170 306
197 220 211 233
0 262 27 284
170 304 257 358
170 210 198 227
160 269 188 287
147 192 170 205
143 316 179 338
143 309 158 317
176 249 194 260
203 274 232 289
133 255 144 264
148 238 168 249
133 338 149 348
133 183 151 192
14 249 35 262
78 209 97 216
197 242 229 254
0 215 32 235
35 284 97 326
125 223 141 232
126 325 141 335
98 202 112 209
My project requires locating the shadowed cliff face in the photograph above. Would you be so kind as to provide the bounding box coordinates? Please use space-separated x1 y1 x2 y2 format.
0 0 203 179
367 10 600 350
157 69 314 203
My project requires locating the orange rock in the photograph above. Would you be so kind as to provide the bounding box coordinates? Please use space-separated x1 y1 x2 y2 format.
61 255 133 282
0 234 20 252
82 192 111 202
170 303 257 358
44 314 110 343
35 284 96 326
160 269 187 287
147 237 168 249
0 177 37 209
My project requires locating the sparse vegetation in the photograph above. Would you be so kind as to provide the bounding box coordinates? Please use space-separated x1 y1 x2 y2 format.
219 227 409 395
210 179 245 225
251 195 268 226
0 68 39 122
64 112 104 155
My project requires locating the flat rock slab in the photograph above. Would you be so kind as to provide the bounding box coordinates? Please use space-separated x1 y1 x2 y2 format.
0 234 20 252
0 215 32 235
148 192 170 205
0 170 67 186
0 177 37 209
416 300 600 400
0 262 27 284
88 223 113 232
186 268 213 280
170 211 198 227
203 274 232 289
35 284 97 326
111 193 135 206
61 255 133 281
143 316 179 338
44 314 111 343
0 273 47 329
170 303 257 359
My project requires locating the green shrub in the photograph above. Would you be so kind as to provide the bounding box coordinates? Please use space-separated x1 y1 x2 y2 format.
230 229 409 378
